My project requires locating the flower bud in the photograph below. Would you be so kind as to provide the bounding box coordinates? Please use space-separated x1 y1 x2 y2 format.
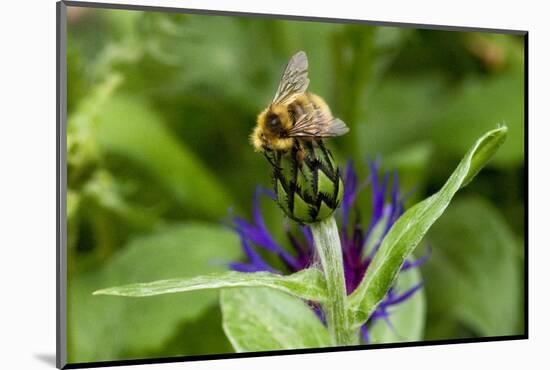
265 141 344 224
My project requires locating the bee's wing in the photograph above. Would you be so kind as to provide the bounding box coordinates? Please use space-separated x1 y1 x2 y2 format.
272 51 310 105
288 109 350 138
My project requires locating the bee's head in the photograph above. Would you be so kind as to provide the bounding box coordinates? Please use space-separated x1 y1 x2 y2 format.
266 104 291 135
252 106 294 152
266 112 282 134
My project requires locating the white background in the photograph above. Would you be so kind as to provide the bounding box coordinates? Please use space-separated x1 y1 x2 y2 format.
0 0 546 369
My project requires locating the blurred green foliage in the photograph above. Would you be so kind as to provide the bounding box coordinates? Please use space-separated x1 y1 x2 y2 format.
66 5 525 363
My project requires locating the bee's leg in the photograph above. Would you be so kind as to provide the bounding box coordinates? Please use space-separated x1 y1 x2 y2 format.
263 149 279 169
294 140 305 167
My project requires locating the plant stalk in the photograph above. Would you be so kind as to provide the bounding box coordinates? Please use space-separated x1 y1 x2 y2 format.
310 216 358 346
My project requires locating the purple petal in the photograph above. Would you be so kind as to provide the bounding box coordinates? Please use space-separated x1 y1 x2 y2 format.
301 226 314 252
311 304 326 325
287 230 307 256
252 187 274 229
361 325 370 343
381 315 399 338
401 246 432 271
369 307 401 340
383 282 424 306
233 232 280 273
232 187 301 270
233 217 275 250
376 173 390 220
370 307 391 321
229 262 271 273
342 160 358 231
365 171 403 259
363 161 388 246
286 230 313 270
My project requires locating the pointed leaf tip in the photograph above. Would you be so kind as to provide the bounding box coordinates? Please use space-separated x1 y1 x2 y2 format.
461 125 508 188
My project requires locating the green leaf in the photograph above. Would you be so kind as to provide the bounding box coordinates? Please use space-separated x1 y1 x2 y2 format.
68 222 242 363
95 94 234 218
221 288 331 352
369 267 426 343
151 304 233 357
423 197 523 338
347 126 507 328
94 268 327 303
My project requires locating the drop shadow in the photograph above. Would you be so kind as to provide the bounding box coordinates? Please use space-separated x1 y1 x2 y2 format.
34 353 57 367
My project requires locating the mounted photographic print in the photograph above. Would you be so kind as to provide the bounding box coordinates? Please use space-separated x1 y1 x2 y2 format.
56 1 527 368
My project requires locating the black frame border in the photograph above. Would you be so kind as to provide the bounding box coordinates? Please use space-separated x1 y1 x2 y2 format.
56 1 529 369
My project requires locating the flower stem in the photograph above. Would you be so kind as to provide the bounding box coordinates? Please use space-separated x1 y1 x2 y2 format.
310 216 358 346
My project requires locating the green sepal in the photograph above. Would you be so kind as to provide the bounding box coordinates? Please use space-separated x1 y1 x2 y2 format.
317 200 334 221
276 179 291 216
317 169 333 198
294 192 314 223
336 178 344 206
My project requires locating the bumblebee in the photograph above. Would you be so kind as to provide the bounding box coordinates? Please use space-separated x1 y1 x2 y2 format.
251 51 349 153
